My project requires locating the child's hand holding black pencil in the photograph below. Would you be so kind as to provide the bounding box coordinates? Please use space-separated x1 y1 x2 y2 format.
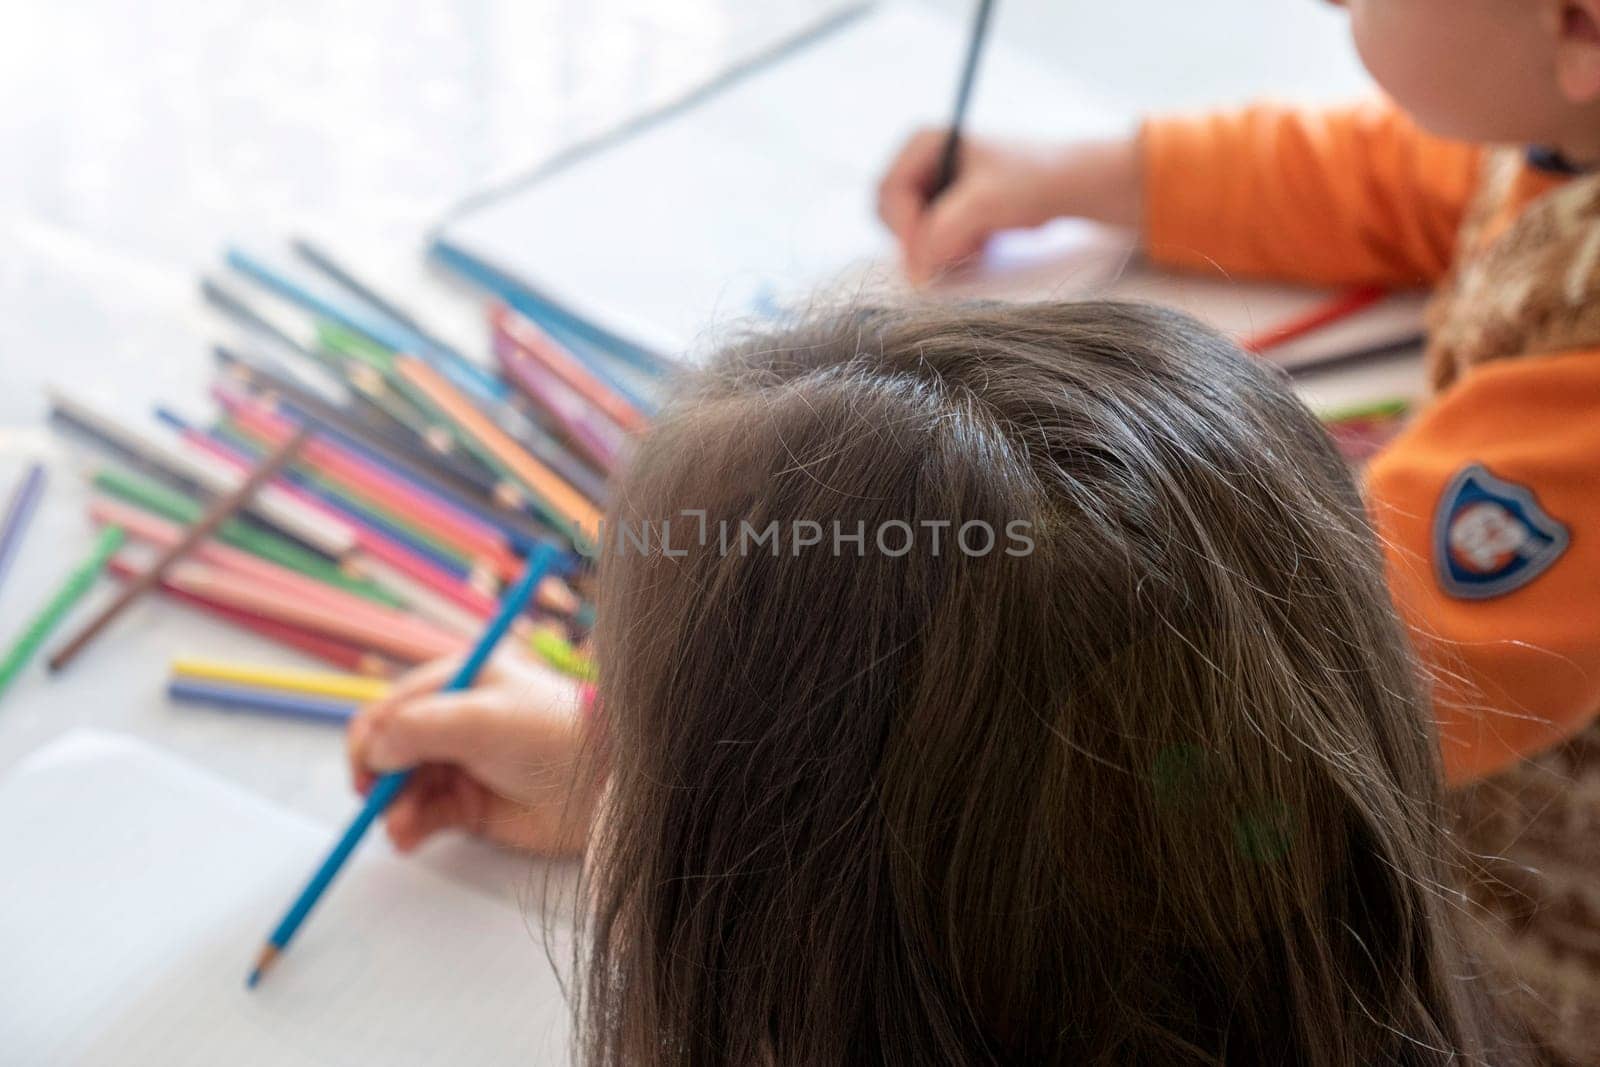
876 131 1143 285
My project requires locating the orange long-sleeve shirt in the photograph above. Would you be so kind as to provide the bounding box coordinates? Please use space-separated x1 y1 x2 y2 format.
1142 103 1600 783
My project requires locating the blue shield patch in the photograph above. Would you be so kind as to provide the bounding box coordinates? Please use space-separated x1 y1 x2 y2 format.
1433 464 1569 600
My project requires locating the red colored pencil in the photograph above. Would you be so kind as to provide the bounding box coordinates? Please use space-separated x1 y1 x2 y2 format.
1240 285 1387 354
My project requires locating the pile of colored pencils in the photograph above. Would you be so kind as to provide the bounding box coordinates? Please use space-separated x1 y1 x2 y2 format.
33 243 1412 692
43 239 650 684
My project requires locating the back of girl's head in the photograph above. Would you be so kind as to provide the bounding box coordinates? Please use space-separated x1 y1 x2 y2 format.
582 301 1518 1065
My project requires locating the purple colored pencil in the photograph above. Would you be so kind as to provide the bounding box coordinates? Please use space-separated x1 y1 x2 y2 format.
167 677 356 724
493 331 623 473
0 463 47 601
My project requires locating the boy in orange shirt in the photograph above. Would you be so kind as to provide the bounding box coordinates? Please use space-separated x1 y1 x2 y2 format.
879 0 1600 787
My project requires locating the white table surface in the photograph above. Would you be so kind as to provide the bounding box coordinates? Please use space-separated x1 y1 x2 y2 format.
0 0 1393 914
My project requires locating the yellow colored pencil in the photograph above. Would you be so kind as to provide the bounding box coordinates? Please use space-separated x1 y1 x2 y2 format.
529 627 596 681
169 658 391 704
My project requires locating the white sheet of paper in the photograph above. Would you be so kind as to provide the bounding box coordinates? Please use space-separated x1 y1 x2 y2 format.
436 3 1130 361
0 730 571 1066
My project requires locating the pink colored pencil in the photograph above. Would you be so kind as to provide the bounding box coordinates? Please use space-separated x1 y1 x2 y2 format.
90 497 373 616
209 386 583 614
161 553 458 652
215 391 578 614
106 556 395 676
205 390 581 617
159 558 463 663
230 396 516 563
489 303 648 434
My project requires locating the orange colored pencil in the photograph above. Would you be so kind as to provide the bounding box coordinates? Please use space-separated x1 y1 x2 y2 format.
394 356 603 546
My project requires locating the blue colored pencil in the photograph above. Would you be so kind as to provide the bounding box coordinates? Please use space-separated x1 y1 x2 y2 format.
227 247 514 409
227 248 427 363
429 240 669 393
0 463 46 603
291 238 510 406
167 678 356 724
246 543 561 987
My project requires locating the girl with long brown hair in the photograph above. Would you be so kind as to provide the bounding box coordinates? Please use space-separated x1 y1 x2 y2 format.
350 301 1533 1065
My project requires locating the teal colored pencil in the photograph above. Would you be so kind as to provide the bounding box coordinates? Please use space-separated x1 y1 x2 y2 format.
0 526 127 700
246 542 562 987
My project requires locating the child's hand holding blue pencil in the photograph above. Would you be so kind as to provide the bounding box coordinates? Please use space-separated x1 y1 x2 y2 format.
344 642 597 856
248 544 589 986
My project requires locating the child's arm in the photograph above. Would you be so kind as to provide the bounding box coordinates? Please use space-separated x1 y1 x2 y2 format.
345 649 600 854
1366 350 1600 783
879 102 1483 289
1143 101 1483 287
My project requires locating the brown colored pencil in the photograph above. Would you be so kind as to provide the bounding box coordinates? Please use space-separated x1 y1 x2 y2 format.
47 426 312 672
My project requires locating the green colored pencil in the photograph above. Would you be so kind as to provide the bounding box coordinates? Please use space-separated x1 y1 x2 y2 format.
91 467 404 608
317 322 398 374
0 525 127 700
1317 396 1412 426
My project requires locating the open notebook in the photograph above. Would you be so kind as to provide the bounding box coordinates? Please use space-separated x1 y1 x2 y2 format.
433 2 1423 376
0 731 571 1065
431 2 1132 365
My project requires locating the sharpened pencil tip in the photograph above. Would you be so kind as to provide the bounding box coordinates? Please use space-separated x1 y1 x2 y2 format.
247 944 280 990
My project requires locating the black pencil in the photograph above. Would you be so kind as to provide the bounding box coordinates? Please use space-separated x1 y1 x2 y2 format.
292 239 462 363
929 0 997 198
1283 332 1426 380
